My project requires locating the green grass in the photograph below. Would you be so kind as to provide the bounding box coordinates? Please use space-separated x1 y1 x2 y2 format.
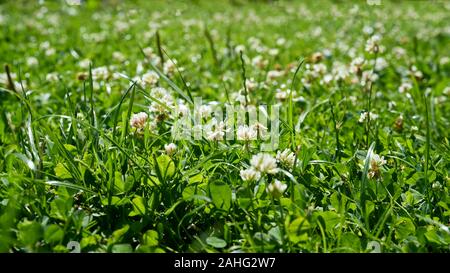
0 0 449 253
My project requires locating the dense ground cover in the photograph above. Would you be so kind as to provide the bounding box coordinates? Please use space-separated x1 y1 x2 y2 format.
0 0 449 253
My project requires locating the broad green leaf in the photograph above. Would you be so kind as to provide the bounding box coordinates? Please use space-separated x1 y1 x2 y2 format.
156 154 175 180
109 225 129 245
63 144 77 156
17 220 42 246
101 196 128 206
209 181 231 211
113 171 125 193
129 195 146 216
339 233 361 252
50 197 73 221
206 236 227 248
288 216 310 244
44 224 64 244
54 163 73 179
81 234 101 249
111 244 133 253
189 172 204 184
142 230 159 247
395 217 416 241
317 211 341 234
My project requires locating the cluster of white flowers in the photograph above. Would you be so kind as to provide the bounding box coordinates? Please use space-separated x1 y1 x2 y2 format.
46 72 59 82
276 148 296 169
274 83 294 101
205 118 227 141
409 65 423 80
245 78 258 92
240 168 261 182
365 153 387 179
358 111 379 123
350 57 365 74
252 55 268 69
301 63 327 88
0 72 24 90
360 70 379 86
365 34 382 54
140 71 159 87
267 179 288 199
27 57 39 67
331 62 350 82
130 112 148 130
164 143 177 156
250 153 278 174
112 51 126 63
398 81 413 93
237 125 257 141
240 153 279 182
163 59 178 77
91 66 109 81
149 87 174 116
266 70 284 82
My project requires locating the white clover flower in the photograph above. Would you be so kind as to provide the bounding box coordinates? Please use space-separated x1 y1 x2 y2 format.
112 51 126 62
373 57 388 71
361 70 379 86
267 70 284 81
332 62 349 81
130 112 148 129
79 59 91 69
164 143 177 156
276 37 286 46
267 179 287 198
274 83 294 101
245 78 257 92
252 55 268 69
114 21 129 33
443 87 450 96
365 153 387 179
393 47 406 59
240 168 261 182
358 111 379 123
230 91 248 106
275 88 288 100
268 48 279 56
175 101 190 117
409 65 423 80
363 25 374 35
141 71 159 87
350 57 365 74
276 149 296 169
92 66 109 81
250 153 278 174
322 74 333 84
46 72 59 82
365 34 381 54
27 57 38 67
440 57 449 66
142 47 155 58
312 63 327 76
149 87 174 115
237 125 257 141
205 118 227 141
398 82 413 93
163 59 177 77
234 44 245 53
251 122 268 137
45 48 56 56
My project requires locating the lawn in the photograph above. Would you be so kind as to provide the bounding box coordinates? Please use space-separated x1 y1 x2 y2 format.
0 0 449 253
